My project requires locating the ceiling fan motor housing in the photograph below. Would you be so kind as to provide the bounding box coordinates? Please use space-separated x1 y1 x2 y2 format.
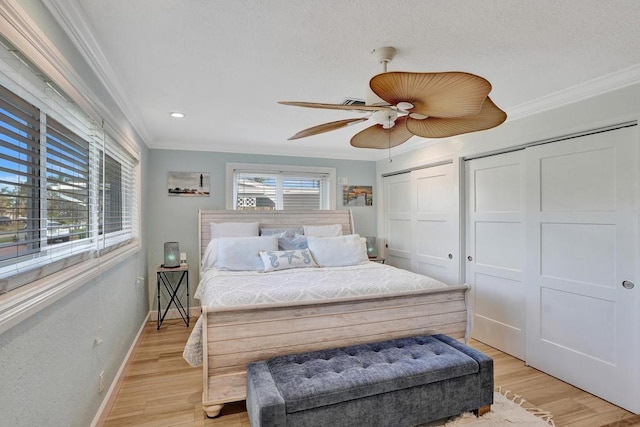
373 109 397 128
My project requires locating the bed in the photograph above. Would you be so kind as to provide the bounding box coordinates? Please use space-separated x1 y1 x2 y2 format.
187 209 470 418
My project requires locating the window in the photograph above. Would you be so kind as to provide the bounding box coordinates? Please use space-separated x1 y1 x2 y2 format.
0 86 40 261
227 163 335 210
0 76 137 292
46 116 90 245
99 151 122 235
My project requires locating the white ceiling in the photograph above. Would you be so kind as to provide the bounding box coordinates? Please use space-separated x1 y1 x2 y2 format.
46 0 640 161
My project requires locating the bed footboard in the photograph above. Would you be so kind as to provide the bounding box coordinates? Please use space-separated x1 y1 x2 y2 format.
201 285 469 417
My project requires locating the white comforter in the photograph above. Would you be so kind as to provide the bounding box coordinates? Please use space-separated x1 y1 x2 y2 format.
183 262 449 366
195 261 448 306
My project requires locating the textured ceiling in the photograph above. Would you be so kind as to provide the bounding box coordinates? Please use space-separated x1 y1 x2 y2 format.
46 0 640 160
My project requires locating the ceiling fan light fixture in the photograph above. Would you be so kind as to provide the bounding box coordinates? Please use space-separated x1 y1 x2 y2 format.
397 101 414 111
372 109 397 128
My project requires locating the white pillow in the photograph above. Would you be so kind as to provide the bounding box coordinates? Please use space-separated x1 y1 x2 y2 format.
216 236 278 271
210 222 259 238
259 249 317 272
307 234 369 267
202 222 260 270
201 238 218 272
303 224 343 237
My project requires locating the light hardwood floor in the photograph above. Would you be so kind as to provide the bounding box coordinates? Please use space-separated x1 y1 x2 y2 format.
103 318 640 427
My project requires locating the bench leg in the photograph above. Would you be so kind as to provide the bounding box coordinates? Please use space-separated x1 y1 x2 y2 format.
203 403 224 418
474 405 491 417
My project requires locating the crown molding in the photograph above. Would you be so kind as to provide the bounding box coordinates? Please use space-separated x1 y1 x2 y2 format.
506 63 640 120
41 0 149 153
0 0 142 158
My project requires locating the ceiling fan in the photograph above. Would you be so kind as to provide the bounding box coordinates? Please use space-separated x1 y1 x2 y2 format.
279 47 507 149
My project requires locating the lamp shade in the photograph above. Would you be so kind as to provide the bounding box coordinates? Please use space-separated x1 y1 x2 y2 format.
365 236 378 258
163 242 180 268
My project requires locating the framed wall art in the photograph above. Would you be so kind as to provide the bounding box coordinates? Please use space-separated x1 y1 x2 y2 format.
342 185 373 206
167 171 210 196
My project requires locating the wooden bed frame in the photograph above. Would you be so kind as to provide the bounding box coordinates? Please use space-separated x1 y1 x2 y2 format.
197 209 470 417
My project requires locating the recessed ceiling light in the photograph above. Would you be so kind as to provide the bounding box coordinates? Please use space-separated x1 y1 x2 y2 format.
170 112 185 118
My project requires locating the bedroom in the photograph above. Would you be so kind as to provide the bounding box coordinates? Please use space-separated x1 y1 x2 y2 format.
0 1 639 426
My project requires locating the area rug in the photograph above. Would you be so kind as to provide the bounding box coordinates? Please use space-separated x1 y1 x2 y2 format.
441 387 555 426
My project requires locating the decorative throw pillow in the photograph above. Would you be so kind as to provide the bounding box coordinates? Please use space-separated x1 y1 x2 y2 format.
260 227 304 238
307 234 369 267
259 249 317 272
260 227 308 250
303 223 343 237
216 236 278 271
277 234 308 250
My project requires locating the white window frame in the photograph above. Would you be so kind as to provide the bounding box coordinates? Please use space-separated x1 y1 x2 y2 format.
0 31 140 334
225 162 336 210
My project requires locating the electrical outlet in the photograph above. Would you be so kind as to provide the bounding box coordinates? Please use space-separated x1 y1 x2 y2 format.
99 371 105 393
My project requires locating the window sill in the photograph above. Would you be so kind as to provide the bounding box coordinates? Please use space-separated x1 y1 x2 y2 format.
0 241 140 335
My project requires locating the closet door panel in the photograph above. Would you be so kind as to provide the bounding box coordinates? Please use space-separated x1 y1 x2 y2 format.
465 151 525 359
384 163 458 284
414 165 457 284
384 173 413 268
525 125 639 413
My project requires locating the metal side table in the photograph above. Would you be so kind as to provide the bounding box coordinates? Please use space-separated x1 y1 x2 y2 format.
156 264 189 329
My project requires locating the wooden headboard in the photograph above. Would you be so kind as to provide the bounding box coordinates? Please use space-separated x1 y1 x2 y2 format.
198 209 354 259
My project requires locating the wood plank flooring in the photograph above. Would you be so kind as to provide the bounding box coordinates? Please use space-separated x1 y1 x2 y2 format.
103 318 640 426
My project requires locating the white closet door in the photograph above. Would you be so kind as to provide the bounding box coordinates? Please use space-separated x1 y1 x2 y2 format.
384 164 458 284
465 151 525 359
414 164 458 284
525 126 639 413
384 172 413 270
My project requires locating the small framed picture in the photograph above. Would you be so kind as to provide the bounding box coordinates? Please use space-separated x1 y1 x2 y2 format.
167 171 210 196
342 185 373 206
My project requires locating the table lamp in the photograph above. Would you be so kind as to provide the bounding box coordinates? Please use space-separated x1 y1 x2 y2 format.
163 242 180 268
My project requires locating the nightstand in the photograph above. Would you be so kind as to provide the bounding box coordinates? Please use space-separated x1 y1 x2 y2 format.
156 264 189 329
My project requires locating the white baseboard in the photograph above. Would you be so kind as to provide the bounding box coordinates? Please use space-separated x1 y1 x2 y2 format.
90 311 150 427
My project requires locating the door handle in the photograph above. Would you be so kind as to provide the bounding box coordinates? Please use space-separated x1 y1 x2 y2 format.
467 256 473 262
622 280 635 289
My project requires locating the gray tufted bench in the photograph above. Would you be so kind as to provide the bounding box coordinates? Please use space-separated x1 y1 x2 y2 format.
246 334 493 427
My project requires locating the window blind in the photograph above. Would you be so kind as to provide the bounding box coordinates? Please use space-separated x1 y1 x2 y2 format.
45 116 90 245
234 170 330 210
0 85 40 261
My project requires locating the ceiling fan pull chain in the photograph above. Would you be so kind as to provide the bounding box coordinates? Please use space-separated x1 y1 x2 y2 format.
388 117 393 163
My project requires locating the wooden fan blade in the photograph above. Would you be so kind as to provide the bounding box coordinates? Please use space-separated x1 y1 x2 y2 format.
350 116 413 149
406 97 507 138
287 118 368 140
279 101 391 112
370 71 492 118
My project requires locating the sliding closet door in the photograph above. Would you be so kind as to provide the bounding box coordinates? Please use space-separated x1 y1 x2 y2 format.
384 172 413 270
525 125 639 413
465 151 525 359
414 165 458 284
384 163 459 284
